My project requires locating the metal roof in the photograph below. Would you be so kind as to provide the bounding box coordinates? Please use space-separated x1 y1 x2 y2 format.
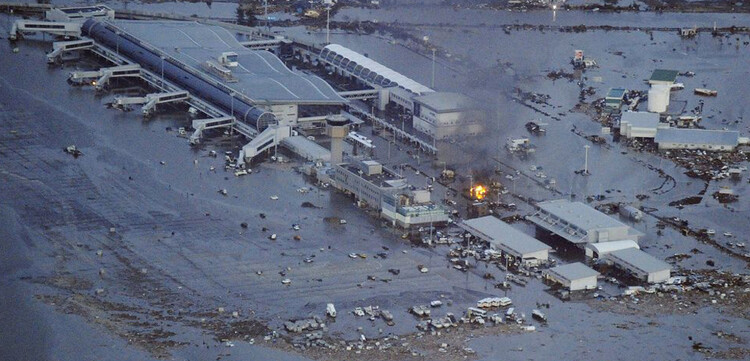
321 44 434 95
606 88 626 99
413 92 476 113
113 20 345 105
607 248 671 274
649 69 679 83
620 111 659 128
536 200 628 231
586 240 640 256
280 136 330 161
461 216 550 256
547 262 599 281
654 128 740 147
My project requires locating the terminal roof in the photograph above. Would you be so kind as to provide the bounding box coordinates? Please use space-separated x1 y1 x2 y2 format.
321 44 433 95
113 20 346 105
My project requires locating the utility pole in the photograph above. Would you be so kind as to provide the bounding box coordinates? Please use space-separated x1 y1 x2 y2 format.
584 144 590 175
326 6 331 44
431 48 436 88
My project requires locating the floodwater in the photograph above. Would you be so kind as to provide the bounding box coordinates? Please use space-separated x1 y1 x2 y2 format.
2 2 750 361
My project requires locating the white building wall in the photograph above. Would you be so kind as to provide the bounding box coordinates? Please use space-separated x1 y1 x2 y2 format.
648 269 671 284
569 276 598 291
657 141 736 152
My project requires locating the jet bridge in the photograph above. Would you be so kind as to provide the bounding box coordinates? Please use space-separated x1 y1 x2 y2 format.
10 20 81 40
68 64 142 90
109 91 189 115
239 125 291 165
47 39 94 63
189 116 235 144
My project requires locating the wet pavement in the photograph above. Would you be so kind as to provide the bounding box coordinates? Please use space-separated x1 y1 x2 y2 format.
1 3 750 361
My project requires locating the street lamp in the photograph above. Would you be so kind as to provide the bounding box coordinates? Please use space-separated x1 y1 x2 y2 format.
326 6 331 44
584 144 590 175
431 48 436 88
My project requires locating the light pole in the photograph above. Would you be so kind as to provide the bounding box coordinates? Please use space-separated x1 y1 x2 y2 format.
326 6 331 44
584 144 590 175
431 48 436 88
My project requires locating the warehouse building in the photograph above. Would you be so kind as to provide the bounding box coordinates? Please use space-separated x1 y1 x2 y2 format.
654 128 747 151
605 248 671 284
619 111 667 139
460 216 550 266
544 262 599 291
526 199 643 245
585 240 640 259
412 92 484 139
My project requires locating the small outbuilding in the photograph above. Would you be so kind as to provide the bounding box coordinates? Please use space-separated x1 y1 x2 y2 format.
545 262 599 291
605 88 627 110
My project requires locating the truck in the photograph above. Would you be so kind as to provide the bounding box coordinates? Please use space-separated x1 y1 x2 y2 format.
326 303 336 318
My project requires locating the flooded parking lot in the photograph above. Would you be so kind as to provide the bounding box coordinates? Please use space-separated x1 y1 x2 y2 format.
1 2 750 360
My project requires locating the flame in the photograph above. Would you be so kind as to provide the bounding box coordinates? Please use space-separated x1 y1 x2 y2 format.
471 185 487 200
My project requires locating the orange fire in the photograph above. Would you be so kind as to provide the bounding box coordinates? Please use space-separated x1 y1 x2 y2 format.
471 185 487 200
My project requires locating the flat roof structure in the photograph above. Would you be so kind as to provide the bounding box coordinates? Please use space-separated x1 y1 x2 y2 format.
649 69 679 84
47 5 114 22
461 216 550 263
654 128 740 150
606 248 671 283
527 199 642 244
320 44 434 96
545 262 599 291
620 111 664 139
111 20 345 105
413 92 477 113
606 88 626 100
280 136 330 162
585 240 639 258
621 111 659 128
